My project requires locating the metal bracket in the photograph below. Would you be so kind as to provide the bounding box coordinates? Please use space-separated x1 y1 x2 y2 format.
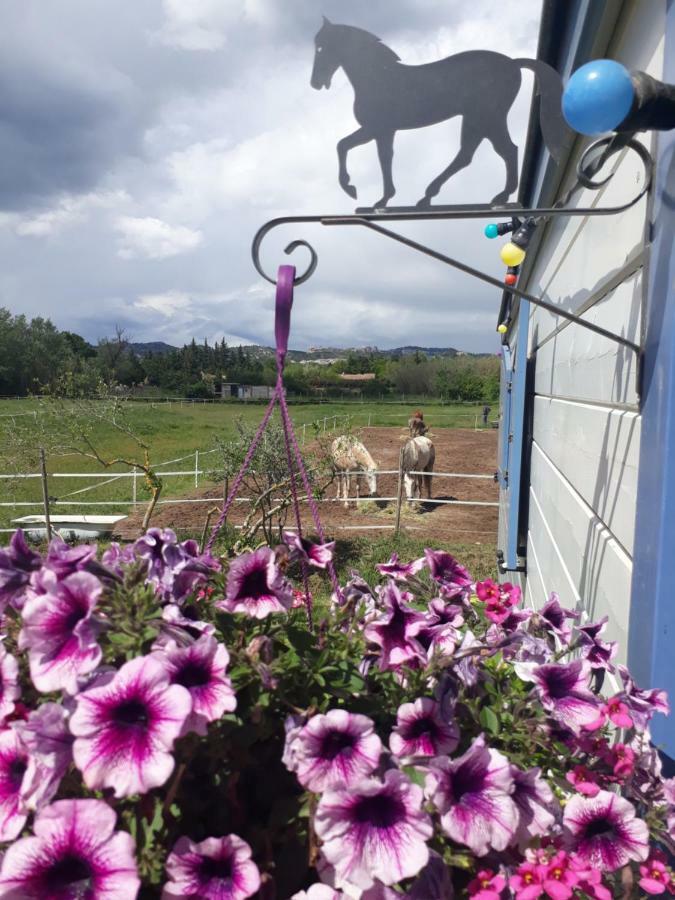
252 136 652 359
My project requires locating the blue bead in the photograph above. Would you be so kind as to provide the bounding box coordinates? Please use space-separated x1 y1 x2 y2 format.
563 60 634 135
484 223 499 239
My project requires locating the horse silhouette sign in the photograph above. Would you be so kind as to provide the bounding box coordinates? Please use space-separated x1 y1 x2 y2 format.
311 17 569 210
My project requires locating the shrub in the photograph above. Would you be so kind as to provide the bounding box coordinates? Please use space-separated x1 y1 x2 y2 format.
0 529 671 898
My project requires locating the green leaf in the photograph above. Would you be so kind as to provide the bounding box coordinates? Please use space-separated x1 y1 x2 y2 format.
403 766 426 788
479 706 500 735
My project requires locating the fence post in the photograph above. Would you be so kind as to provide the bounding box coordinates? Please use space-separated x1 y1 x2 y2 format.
394 447 404 536
132 467 138 506
195 450 199 488
39 448 53 542
323 417 327 433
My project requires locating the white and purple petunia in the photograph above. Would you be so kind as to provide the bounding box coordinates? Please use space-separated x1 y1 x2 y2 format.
616 665 670 731
152 635 236 737
287 709 382 792
363 581 427 670
0 728 30 841
0 798 140 899
291 886 344 900
563 790 649 871
389 698 458 760
517 659 599 733
162 834 260 899
218 548 293 619
0 645 20 724
425 735 518 856
0 530 41 611
375 553 425 581
577 616 618 672
70 655 191 797
19 571 103 695
133 528 219 603
510 765 558 845
283 531 335 569
315 769 432 890
14 702 74 812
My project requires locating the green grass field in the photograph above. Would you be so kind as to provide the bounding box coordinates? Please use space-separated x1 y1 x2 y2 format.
0 398 491 537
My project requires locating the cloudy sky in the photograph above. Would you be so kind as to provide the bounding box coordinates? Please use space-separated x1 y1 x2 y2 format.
0 0 542 352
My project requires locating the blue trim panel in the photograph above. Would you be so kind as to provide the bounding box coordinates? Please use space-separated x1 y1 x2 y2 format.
505 304 530 570
628 0 675 757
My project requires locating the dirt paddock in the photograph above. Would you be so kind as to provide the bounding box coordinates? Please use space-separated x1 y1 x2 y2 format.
115 427 499 544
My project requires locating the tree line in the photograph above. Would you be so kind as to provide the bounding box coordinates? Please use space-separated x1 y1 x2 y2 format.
0 308 500 402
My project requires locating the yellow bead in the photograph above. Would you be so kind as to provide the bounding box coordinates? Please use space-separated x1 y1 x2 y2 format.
500 242 526 267
497 324 508 334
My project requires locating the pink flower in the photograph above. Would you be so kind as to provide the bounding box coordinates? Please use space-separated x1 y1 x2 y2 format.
0 798 139 899
151 635 236 737
20 571 103 694
315 769 432 890
585 696 634 732
468 868 506 899
425 735 517 856
376 553 425 580
566 765 601 797
563 790 649 871
218 548 292 618
0 646 20 724
540 851 579 899
510 860 546 899
607 743 635 778
288 709 382 792
70 655 191 797
475 579 501 603
162 834 260 899
363 582 427 671
389 698 458 760
476 580 521 625
639 851 674 895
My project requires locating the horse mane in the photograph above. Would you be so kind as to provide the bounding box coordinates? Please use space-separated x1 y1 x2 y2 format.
331 24 401 64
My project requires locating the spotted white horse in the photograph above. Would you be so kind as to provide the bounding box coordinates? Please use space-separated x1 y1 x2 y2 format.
402 435 435 500
331 435 378 507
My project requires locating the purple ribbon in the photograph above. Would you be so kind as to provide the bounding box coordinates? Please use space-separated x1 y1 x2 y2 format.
275 264 295 367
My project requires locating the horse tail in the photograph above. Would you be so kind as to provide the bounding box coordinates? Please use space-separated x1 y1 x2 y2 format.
515 58 571 162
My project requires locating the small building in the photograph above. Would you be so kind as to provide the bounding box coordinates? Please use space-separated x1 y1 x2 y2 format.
338 372 376 382
496 0 673 757
237 384 274 400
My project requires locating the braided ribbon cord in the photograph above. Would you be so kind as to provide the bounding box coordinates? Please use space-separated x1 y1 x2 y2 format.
205 265 342 626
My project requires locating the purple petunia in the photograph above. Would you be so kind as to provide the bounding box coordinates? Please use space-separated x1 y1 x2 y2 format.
0 798 139 898
407 850 455 899
517 659 599 733
133 528 219 603
0 729 30 841
218 548 293 619
283 531 335 569
70 655 191 797
376 553 425 581
425 735 517 856
616 665 670 730
424 549 472 599
0 646 20 724
510 765 558 845
0 530 41 611
162 834 260 899
535 593 579 643
315 769 432 890
20 571 103 694
363 582 427 670
389 698 458 760
152 635 236 737
563 790 649 871
291 887 344 900
287 709 382 793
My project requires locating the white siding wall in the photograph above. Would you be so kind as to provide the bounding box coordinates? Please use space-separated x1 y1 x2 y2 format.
514 0 665 660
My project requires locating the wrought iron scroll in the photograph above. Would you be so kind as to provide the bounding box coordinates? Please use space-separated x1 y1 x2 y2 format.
251 136 653 358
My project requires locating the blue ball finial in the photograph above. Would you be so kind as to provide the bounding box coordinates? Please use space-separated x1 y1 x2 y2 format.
484 223 499 239
563 60 634 135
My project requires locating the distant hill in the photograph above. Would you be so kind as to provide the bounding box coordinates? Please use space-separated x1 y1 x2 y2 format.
130 342 178 357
